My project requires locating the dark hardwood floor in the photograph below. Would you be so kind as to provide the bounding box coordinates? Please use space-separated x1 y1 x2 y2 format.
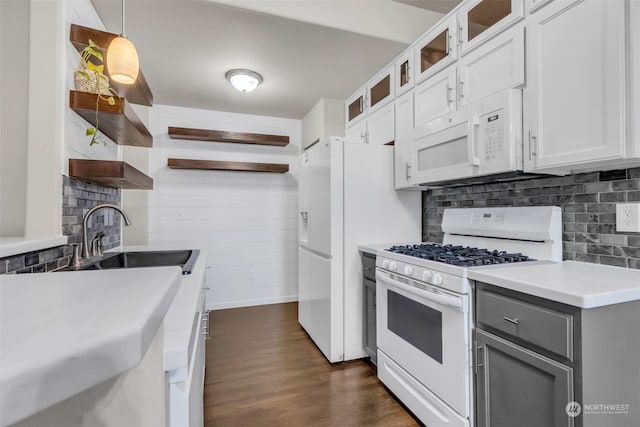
204 302 420 426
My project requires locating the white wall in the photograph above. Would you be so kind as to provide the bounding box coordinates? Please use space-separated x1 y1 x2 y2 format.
64 0 121 166
148 105 300 310
0 0 29 236
0 0 129 238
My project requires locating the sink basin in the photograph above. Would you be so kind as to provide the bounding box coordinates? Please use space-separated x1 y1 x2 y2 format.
61 249 199 275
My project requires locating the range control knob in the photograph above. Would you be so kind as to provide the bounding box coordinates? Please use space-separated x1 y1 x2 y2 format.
389 261 398 271
421 271 432 282
382 259 390 269
403 266 414 276
431 273 444 286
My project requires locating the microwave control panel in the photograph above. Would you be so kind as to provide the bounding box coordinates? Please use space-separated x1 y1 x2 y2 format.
481 108 505 162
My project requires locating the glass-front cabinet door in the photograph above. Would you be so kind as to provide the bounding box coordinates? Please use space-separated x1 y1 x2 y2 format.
345 87 367 128
458 0 524 54
414 16 457 84
395 51 413 96
367 65 395 114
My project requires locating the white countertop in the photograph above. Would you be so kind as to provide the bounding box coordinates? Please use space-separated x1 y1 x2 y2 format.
358 243 394 255
0 236 67 258
468 261 640 308
0 267 182 426
111 245 208 376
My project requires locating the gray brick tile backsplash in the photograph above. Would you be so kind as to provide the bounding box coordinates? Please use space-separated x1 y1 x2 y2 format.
423 168 640 269
0 176 121 275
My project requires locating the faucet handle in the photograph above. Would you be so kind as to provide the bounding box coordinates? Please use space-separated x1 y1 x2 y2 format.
91 232 106 257
69 243 82 267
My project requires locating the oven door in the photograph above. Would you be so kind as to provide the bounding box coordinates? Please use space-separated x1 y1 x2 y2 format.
376 269 471 419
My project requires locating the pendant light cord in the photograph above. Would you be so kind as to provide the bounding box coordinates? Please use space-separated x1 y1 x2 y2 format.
121 0 126 38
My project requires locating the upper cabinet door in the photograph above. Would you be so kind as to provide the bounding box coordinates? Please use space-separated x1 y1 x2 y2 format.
457 25 525 109
345 86 367 128
523 0 626 172
458 0 524 55
345 118 367 144
394 91 415 189
395 51 414 97
367 65 395 114
414 16 458 84
367 102 395 145
414 65 457 127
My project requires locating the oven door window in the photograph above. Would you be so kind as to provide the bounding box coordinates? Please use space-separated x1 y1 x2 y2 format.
387 290 443 364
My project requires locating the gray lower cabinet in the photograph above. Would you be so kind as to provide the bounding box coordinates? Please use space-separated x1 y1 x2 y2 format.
474 282 640 427
362 253 377 363
475 329 574 427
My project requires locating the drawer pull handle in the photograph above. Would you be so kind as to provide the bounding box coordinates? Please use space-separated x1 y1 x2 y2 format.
504 316 519 325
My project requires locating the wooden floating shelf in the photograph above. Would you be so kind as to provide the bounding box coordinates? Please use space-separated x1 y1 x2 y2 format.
168 158 289 173
70 23 154 106
69 91 153 148
168 127 289 147
69 159 153 190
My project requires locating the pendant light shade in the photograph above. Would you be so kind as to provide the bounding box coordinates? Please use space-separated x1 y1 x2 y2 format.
107 36 139 84
225 69 263 93
107 0 139 85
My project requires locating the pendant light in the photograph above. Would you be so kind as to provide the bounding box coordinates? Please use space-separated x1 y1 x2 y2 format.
225 69 263 93
107 0 139 84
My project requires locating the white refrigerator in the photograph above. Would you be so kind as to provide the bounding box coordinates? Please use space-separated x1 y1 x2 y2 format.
298 137 421 363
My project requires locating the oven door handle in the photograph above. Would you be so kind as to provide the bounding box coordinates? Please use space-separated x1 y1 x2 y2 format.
376 271 463 309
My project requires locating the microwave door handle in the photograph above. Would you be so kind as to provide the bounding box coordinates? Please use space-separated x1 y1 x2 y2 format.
468 117 481 166
375 271 463 309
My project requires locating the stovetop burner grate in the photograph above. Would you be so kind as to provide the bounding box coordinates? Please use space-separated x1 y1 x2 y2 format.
386 244 535 267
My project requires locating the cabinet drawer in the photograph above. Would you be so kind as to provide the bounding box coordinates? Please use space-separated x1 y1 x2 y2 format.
476 289 573 360
362 254 376 281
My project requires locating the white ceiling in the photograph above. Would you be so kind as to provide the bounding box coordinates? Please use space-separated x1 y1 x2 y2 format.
90 0 461 119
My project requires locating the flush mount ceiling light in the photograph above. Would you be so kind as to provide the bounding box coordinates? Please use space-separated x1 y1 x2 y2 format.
107 0 139 84
225 69 263 93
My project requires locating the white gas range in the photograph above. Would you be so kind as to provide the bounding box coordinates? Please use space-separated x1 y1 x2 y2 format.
375 206 562 427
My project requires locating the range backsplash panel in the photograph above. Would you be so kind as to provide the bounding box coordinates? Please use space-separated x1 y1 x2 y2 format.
422 168 640 269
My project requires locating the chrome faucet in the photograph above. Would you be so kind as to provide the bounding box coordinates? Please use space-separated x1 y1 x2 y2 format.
82 204 131 259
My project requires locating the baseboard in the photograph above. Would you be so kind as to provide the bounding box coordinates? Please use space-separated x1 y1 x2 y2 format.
207 295 298 311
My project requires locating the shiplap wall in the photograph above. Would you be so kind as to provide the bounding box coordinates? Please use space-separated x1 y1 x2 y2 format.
148 105 301 310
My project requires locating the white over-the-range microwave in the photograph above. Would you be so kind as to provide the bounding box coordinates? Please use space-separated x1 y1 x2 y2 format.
409 89 530 187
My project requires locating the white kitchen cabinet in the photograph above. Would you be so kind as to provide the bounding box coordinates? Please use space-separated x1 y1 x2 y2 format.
346 102 395 146
415 24 524 127
523 0 632 173
414 16 458 84
414 65 457 127
345 65 394 130
395 50 414 97
345 117 367 144
527 0 553 14
168 279 208 427
458 25 524 108
302 99 345 150
394 90 418 189
367 102 395 145
457 0 524 55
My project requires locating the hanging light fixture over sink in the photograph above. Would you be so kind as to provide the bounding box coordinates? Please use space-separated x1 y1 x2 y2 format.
107 0 139 84
225 69 263 93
